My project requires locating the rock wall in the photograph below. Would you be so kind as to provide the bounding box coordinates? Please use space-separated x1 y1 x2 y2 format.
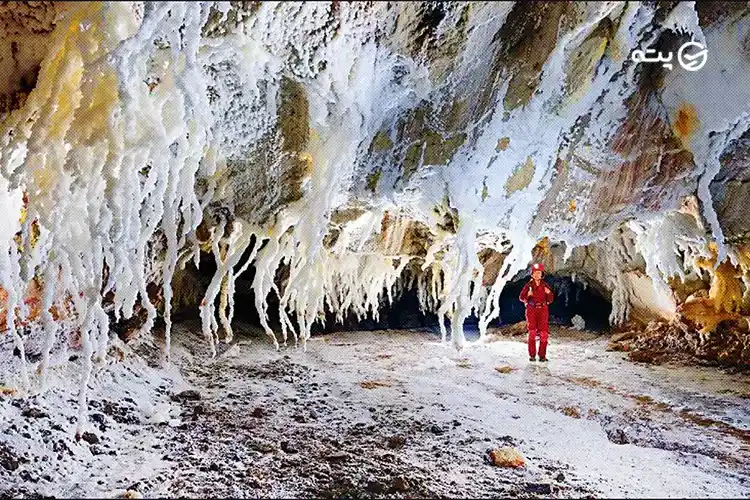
1 2 749 391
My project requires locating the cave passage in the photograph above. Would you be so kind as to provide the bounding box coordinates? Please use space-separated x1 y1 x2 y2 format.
190 245 611 337
230 275 441 335
498 274 612 331
190 243 440 335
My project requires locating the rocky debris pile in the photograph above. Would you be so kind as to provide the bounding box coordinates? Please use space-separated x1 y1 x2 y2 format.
0 441 25 473
608 320 750 370
485 322 529 340
0 391 159 497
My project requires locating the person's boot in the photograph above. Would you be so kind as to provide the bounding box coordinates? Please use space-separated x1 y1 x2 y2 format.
529 356 536 362
539 357 548 362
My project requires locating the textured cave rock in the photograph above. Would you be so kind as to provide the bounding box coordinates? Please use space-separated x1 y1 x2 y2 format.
1 1 750 371
0 1 62 116
712 128 750 240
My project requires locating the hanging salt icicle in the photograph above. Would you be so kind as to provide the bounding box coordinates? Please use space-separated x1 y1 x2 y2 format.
0 1 231 431
3 1 748 417
2 245 29 390
200 219 254 356
478 235 536 340
38 265 59 389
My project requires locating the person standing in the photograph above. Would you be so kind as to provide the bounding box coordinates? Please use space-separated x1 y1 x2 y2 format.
519 263 554 362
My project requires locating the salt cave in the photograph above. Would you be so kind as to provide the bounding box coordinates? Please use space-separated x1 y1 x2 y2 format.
0 1 749 498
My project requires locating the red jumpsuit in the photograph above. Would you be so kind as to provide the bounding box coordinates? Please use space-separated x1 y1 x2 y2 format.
519 279 554 359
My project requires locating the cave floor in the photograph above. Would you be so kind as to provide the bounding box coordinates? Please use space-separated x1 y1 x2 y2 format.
1 323 749 498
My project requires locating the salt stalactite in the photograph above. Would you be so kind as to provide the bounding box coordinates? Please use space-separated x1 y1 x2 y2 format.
38 265 59 389
0 3 231 432
222 5 431 351
199 219 253 356
695 116 750 267
416 262 444 320
658 2 750 268
608 272 631 327
152 3 750 349
1 1 749 407
251 232 284 349
415 3 634 343
319 252 412 330
478 235 537 339
591 232 634 327
625 211 727 325
1 243 29 390
110 3 227 357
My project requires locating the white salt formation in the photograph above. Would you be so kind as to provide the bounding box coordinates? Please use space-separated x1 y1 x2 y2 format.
1 2 750 428
571 315 585 331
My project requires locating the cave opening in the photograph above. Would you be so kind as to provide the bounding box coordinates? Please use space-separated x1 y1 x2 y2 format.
498 273 612 331
184 240 441 335
229 273 442 336
185 242 612 338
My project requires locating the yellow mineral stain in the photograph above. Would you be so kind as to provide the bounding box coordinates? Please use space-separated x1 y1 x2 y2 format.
566 36 608 104
709 261 743 314
695 243 743 314
683 243 746 332
0 386 17 396
533 236 551 257
607 36 623 62
496 137 510 152
19 203 27 225
48 61 84 140
299 151 313 176
309 128 320 142
673 103 699 144
81 71 119 143
679 298 741 334
504 156 535 195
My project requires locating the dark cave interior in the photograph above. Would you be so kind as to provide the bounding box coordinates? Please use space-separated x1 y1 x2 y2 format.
188 244 613 336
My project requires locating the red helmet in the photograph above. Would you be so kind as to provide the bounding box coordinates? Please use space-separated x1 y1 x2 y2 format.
531 263 545 272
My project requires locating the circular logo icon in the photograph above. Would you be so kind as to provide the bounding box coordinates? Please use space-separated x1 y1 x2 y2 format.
677 41 708 71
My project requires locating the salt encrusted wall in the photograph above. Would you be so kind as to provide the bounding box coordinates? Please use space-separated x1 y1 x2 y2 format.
1 2 750 428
